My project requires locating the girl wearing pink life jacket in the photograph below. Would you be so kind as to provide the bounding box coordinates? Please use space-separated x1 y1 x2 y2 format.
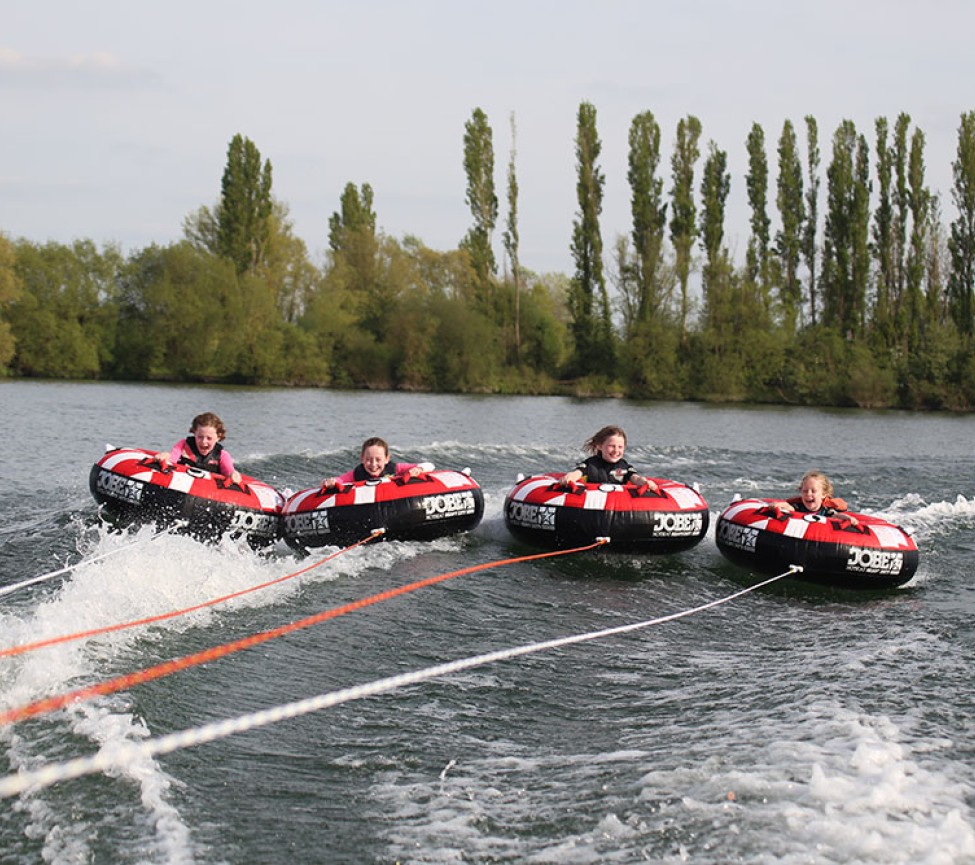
321 436 434 490
156 411 242 486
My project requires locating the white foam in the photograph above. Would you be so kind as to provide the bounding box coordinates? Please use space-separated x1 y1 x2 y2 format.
1 522 435 863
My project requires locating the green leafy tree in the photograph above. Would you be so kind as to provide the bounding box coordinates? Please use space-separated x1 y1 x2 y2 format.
329 182 377 253
568 101 614 377
907 197 958 408
182 134 274 279
0 234 20 371
803 116 821 324
852 131 872 336
216 134 274 275
430 296 502 391
518 273 569 379
745 122 771 309
266 202 318 325
902 127 931 354
775 119 805 332
327 182 380 331
311 231 409 389
892 113 912 310
620 110 679 397
9 240 120 378
699 141 732 332
503 112 522 361
872 117 896 342
114 242 241 381
695 140 742 397
822 120 870 337
461 107 498 302
948 110 975 338
669 115 702 339
627 110 668 323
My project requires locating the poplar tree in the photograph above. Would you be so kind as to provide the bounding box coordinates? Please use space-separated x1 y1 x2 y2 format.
328 182 379 323
699 141 731 331
503 112 522 360
216 134 274 275
461 107 498 301
823 120 859 335
327 182 390 340
745 122 771 310
893 114 912 308
775 119 805 332
821 121 872 339
803 116 821 324
948 111 975 338
669 115 702 339
872 117 895 340
852 132 872 335
627 110 668 322
696 141 739 396
329 182 376 252
902 128 930 353
568 101 614 375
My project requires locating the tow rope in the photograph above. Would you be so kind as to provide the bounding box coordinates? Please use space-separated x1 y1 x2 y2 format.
0 539 610 726
0 564 801 798
0 525 178 600
0 530 385 660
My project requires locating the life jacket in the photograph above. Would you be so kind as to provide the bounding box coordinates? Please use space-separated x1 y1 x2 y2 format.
787 495 849 515
178 437 224 473
352 459 396 482
575 454 637 485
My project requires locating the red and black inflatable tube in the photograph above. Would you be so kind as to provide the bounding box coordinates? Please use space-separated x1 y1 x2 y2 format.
715 498 919 589
503 473 709 552
282 469 484 549
89 447 284 547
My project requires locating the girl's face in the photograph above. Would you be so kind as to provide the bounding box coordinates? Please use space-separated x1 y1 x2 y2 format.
361 444 390 477
193 425 220 456
799 477 827 511
597 434 626 463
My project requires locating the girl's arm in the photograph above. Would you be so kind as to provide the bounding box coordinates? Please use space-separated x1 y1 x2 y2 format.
559 468 584 487
219 451 242 485
321 468 357 488
628 472 658 492
394 461 434 477
154 441 185 466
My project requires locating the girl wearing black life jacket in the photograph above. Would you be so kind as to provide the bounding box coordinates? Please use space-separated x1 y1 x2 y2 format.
558 425 658 493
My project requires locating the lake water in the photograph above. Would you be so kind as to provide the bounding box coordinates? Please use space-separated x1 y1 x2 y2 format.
2 380 975 864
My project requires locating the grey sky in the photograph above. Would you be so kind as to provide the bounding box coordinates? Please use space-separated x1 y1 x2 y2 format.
2 0 972 275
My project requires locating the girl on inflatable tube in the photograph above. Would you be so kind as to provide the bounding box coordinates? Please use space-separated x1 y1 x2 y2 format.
772 470 859 525
155 411 242 486
321 436 434 491
558 425 657 494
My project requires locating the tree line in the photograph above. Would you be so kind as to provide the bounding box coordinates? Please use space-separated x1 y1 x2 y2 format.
2 107 975 410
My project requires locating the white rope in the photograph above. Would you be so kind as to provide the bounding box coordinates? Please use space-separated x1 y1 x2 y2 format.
0 566 800 798
0 525 177 600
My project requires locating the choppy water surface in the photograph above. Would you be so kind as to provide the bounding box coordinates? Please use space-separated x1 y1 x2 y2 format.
2 381 975 864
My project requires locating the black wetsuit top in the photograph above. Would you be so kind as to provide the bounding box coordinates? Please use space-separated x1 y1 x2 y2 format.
573 454 638 485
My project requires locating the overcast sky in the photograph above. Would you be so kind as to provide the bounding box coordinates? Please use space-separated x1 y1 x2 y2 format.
2 1 973 276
